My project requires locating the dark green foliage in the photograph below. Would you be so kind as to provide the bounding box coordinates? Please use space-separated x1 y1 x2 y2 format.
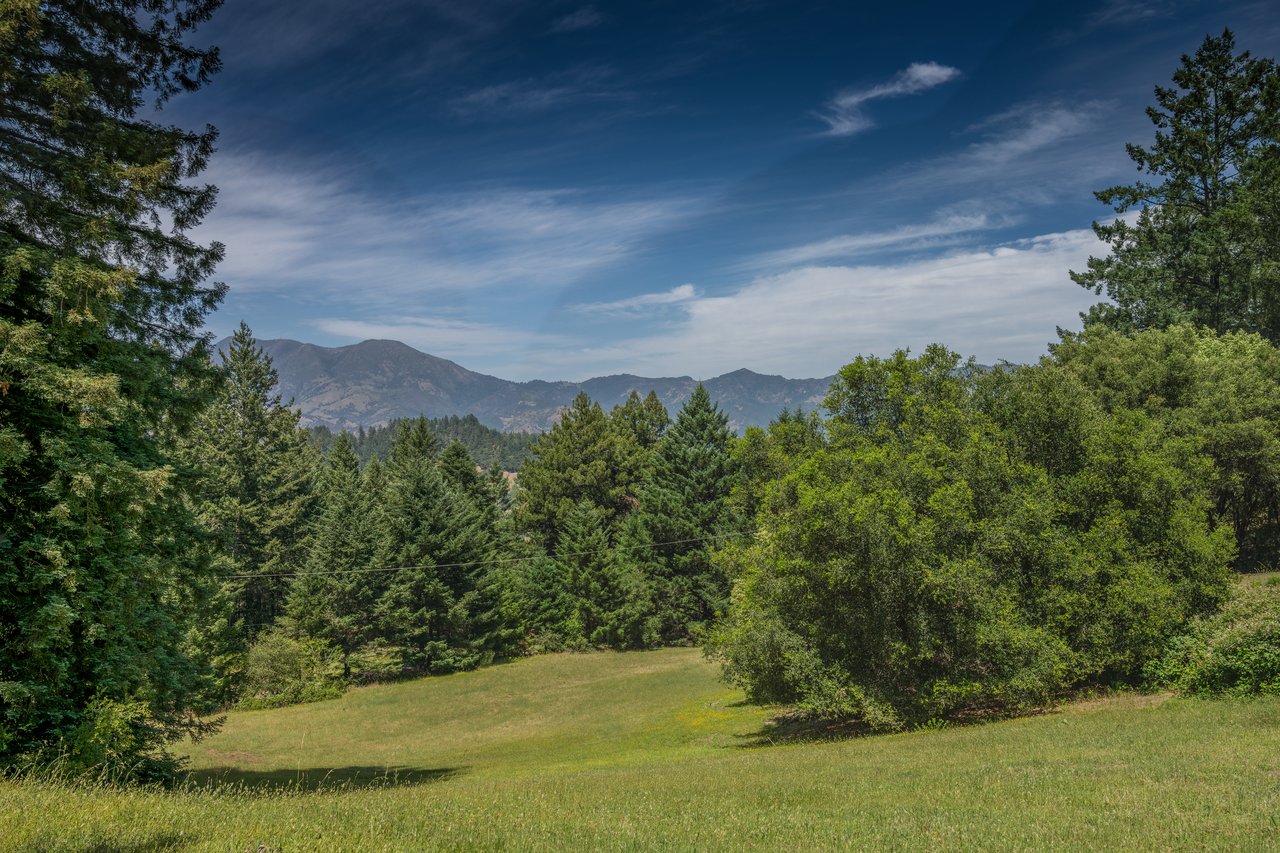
708 345 1233 730
375 421 500 674
0 0 225 769
308 414 535 471
1073 30 1280 338
1052 324 1280 570
1146 580 1280 696
516 392 644 548
180 324 318 701
630 385 738 642
284 435 382 679
611 390 671 451
554 501 657 649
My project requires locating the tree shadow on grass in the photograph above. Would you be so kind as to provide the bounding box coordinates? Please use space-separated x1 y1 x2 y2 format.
184 765 464 793
733 714 875 748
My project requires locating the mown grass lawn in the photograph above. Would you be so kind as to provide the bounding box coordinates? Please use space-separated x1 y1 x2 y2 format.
3 647 1278 851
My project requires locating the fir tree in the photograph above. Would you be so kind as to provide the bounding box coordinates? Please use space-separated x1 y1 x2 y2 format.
1073 30 1280 338
182 324 318 656
286 434 381 678
181 324 319 703
631 384 738 641
517 392 644 548
611 390 671 450
0 0 225 766
376 422 498 672
555 501 656 649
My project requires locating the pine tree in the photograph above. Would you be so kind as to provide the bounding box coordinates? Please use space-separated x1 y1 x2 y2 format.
179 324 318 700
0 0 225 765
184 325 317 632
1073 30 1280 337
555 501 656 649
376 422 498 673
611 390 671 450
517 392 644 548
286 434 381 678
631 384 738 641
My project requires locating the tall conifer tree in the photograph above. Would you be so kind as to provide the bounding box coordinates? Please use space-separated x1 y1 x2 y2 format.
1073 30 1280 337
631 385 737 641
0 0 225 762
377 421 499 672
517 392 643 548
181 324 317 700
286 434 381 678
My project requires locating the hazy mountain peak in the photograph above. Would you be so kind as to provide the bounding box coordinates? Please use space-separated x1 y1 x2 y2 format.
237 338 835 433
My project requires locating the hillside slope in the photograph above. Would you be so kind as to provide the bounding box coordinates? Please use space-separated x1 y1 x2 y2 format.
5 649 1278 850
220 337 834 432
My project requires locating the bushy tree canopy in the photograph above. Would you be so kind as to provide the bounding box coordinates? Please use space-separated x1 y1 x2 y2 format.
709 345 1233 730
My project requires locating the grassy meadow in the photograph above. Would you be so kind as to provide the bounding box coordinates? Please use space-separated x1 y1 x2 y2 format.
3 647 1279 851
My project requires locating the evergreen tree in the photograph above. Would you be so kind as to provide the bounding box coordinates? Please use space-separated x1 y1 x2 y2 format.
286 435 381 678
516 392 643 548
376 422 498 673
0 0 225 766
440 440 483 501
611 390 671 450
182 325 317 662
1073 30 1280 338
555 501 656 649
631 385 737 641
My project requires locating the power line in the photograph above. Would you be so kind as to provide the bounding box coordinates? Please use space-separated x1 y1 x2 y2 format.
221 530 748 580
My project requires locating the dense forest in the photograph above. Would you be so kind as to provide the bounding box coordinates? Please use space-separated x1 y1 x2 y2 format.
1 0 1278 782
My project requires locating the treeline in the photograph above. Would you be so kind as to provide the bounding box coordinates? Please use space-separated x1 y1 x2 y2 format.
183 326 739 709
710 328 1279 729
4 3 1278 782
306 415 536 471
706 29 1280 729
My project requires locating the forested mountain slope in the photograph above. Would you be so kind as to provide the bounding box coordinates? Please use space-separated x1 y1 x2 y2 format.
218 337 835 432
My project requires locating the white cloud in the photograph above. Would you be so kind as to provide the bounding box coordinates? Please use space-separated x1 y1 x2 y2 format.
451 65 622 117
886 101 1113 195
550 6 603 33
818 62 961 136
744 213 1001 269
201 153 691 302
514 228 1106 380
570 284 698 314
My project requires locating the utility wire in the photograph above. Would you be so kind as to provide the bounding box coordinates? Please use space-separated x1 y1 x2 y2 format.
221 530 749 580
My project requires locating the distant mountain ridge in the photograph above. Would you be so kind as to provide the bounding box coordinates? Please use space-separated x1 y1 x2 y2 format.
220 337 836 433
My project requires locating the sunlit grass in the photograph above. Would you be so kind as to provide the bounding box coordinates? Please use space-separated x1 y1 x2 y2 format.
3 648 1279 851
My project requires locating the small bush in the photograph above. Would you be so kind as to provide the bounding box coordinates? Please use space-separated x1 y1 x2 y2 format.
28 697 188 784
1146 583 1280 696
238 631 344 709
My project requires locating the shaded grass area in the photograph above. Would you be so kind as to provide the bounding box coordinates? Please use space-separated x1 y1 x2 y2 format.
3 649 1279 851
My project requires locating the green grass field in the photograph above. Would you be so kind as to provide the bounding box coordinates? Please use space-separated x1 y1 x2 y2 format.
3 647 1279 851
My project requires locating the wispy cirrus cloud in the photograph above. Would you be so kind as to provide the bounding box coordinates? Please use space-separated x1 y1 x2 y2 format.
743 212 1003 270
514 229 1105 381
817 61 961 136
550 5 604 34
570 283 698 314
202 153 694 304
883 100 1115 197
450 64 627 117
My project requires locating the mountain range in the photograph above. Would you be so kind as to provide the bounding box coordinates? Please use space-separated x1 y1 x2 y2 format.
224 338 837 433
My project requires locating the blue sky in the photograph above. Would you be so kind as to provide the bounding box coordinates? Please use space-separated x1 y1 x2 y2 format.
172 0 1280 380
